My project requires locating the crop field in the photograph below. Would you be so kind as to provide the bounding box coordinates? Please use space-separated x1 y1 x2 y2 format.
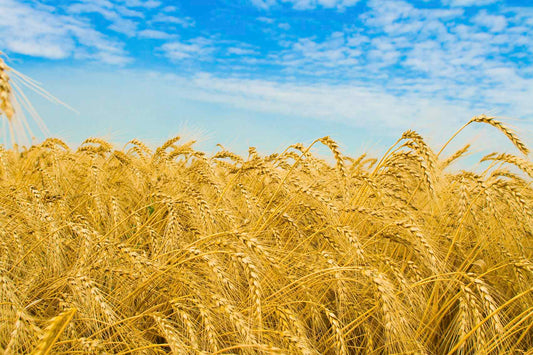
0 117 532 354
1 57 533 354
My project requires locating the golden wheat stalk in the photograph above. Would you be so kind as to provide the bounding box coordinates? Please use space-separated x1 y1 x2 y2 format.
30 308 77 355
471 115 529 155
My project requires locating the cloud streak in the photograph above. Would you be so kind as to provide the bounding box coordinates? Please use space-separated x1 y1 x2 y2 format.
251 0 361 10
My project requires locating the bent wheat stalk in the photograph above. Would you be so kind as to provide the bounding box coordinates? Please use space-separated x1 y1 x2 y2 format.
30 309 77 355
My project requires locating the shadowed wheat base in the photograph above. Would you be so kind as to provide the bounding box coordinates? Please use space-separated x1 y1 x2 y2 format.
0 118 532 354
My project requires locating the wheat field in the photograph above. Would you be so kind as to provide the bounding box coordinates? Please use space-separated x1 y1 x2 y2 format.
1 60 533 354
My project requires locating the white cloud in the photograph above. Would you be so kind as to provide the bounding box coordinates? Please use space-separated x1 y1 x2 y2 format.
283 0 360 10
0 0 130 63
251 0 361 10
160 38 214 61
119 0 161 8
277 32 362 68
227 47 259 55
151 14 195 28
256 16 291 31
162 6 177 12
4 37 74 59
108 17 138 36
257 16 275 24
68 2 120 20
472 10 507 32
443 0 499 7
362 1 463 35
251 0 277 10
138 29 174 39
67 1 144 37
91 51 132 65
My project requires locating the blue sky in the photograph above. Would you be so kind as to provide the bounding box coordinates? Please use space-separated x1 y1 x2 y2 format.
1 0 532 155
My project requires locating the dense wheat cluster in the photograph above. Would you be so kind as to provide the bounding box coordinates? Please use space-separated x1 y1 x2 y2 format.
0 116 531 354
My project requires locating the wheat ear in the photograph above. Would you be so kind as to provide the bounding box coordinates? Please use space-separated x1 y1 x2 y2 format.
0 56 14 120
30 308 77 355
470 115 529 155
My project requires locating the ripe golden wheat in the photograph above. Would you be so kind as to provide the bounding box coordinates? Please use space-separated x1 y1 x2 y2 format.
0 56 14 121
1 62 532 354
0 120 531 354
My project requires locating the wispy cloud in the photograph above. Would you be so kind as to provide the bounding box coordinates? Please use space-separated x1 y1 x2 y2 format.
67 1 145 36
0 0 130 63
150 13 195 27
251 0 361 10
138 29 175 39
227 47 259 56
160 38 214 61
472 10 507 32
108 18 139 36
443 0 499 7
68 1 145 20
102 68 524 155
145 70 515 147
120 0 162 8
251 0 277 10
277 32 362 68
257 16 275 24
